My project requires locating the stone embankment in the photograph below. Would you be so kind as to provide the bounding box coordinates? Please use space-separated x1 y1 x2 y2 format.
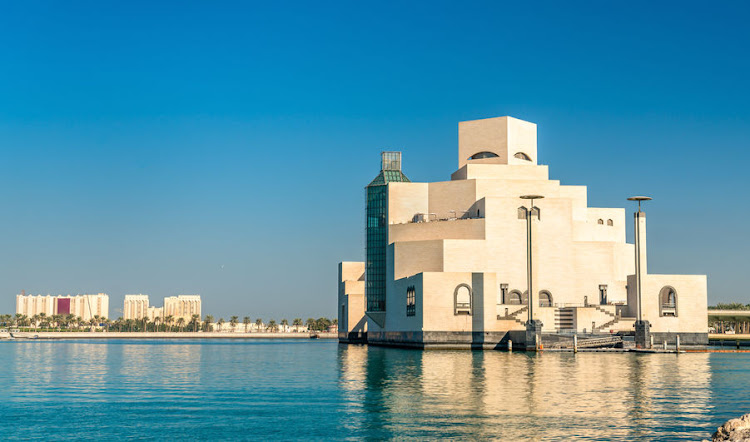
710 413 750 441
7 331 337 340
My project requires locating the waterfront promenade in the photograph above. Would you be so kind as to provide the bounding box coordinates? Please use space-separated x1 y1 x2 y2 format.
6 331 337 339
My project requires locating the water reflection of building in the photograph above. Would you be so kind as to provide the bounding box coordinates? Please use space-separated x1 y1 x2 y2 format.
338 116 708 348
338 346 713 440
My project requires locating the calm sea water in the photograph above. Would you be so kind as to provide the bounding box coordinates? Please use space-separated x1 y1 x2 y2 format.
1 339 749 441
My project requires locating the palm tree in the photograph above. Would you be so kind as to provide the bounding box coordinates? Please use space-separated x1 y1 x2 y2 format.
204 315 214 332
66 314 76 330
217 318 225 332
153 316 161 332
243 316 251 333
281 319 289 332
267 319 277 332
292 318 303 332
177 317 186 332
306 318 316 332
165 315 174 332
191 314 200 332
230 316 238 332
255 318 263 332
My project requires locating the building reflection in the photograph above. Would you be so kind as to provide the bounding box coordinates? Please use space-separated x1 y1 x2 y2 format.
338 346 713 440
8 341 110 400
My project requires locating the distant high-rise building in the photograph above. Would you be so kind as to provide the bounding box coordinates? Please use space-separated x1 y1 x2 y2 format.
123 294 150 320
16 293 109 321
164 295 201 322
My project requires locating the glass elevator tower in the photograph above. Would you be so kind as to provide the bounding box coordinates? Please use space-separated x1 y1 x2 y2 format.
365 152 410 320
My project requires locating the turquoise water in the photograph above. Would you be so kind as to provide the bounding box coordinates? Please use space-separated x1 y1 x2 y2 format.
2 340 749 441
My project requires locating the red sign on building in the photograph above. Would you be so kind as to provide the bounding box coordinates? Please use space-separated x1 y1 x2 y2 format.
56 298 71 315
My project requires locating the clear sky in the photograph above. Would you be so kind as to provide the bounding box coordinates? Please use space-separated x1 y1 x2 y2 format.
1 1 748 320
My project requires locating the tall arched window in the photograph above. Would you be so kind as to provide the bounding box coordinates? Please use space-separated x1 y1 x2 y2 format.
539 291 553 307
597 219 604 225
507 290 522 305
454 284 472 315
514 152 531 161
607 219 613 226
659 286 678 317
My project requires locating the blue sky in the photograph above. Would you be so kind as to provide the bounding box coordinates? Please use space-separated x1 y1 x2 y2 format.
1 1 748 319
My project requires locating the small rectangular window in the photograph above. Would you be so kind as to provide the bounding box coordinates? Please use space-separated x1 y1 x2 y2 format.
599 285 608 305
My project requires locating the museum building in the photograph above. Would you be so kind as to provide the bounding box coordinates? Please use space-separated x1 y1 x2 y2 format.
338 116 708 348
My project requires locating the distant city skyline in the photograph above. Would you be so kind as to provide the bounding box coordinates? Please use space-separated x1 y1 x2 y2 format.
1 2 749 318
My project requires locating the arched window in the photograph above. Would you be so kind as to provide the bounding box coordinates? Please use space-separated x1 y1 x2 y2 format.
607 219 613 226
597 219 604 225
514 152 531 161
659 286 678 317
507 290 522 305
454 284 472 315
406 286 416 317
539 291 553 307
470 151 499 160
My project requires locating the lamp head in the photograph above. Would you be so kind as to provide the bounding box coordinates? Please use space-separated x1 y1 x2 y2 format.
627 196 652 212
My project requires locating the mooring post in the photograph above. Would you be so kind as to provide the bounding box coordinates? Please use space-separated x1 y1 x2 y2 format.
663 341 667 351
650 335 654 348
676 335 680 352
508 339 512 352
573 334 578 353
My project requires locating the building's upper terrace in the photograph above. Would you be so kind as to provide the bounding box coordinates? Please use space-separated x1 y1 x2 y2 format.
458 116 537 169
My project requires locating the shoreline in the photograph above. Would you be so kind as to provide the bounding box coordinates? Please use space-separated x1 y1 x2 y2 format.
3 331 338 340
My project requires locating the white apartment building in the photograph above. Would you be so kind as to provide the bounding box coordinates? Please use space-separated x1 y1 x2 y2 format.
124 294 200 322
164 295 201 322
16 293 109 321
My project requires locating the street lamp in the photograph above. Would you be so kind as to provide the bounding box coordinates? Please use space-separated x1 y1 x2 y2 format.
627 196 651 348
520 195 543 349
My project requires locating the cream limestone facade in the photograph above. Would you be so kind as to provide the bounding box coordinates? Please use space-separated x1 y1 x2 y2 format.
338 116 708 348
338 262 366 342
123 294 150 320
124 294 199 322
16 293 109 321
164 295 201 322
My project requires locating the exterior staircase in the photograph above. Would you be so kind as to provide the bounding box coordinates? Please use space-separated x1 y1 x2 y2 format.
592 305 620 332
555 308 575 331
497 306 528 325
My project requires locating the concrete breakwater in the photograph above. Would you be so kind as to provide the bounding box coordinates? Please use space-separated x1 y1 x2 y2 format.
6 331 337 340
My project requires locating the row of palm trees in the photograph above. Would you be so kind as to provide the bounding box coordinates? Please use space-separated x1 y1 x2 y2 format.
0 313 338 333
0 313 105 331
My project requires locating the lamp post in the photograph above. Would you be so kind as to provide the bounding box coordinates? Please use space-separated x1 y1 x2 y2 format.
521 195 543 350
628 196 651 349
